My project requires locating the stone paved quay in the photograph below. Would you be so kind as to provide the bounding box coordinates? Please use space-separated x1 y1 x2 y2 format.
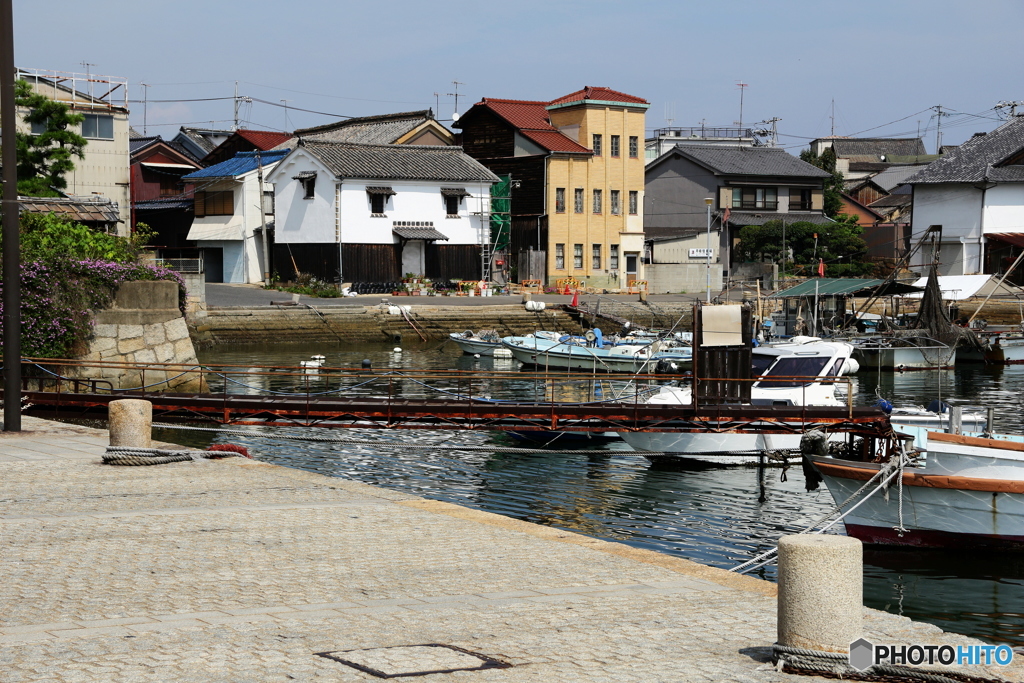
2 417 1021 682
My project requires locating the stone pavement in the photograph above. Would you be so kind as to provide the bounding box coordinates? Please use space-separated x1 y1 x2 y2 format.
1 416 1020 682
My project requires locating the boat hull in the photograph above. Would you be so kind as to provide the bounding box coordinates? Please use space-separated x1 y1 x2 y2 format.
622 430 808 465
449 335 501 355
812 441 1024 548
958 336 1024 365
852 345 956 370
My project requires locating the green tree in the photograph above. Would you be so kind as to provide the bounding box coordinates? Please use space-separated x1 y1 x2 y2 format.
735 218 871 276
14 79 87 197
800 146 845 218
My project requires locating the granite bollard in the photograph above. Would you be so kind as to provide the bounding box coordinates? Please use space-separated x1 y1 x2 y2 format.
777 534 862 652
108 399 152 448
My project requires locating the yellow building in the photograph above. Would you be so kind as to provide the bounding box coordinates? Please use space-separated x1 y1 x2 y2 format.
457 87 648 289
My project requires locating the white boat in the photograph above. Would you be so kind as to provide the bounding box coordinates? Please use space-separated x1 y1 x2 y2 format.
451 330 562 356
957 332 1024 365
810 430 1024 549
851 336 956 370
619 340 854 464
502 330 692 373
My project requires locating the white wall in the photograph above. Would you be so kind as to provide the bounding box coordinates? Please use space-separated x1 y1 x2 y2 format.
983 183 1024 233
269 150 337 245
911 184 984 274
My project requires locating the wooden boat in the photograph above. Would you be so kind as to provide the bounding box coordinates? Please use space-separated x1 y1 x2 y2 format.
810 430 1024 549
957 332 1024 365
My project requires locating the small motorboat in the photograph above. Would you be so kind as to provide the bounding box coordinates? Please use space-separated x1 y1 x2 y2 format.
502 328 692 373
300 354 326 368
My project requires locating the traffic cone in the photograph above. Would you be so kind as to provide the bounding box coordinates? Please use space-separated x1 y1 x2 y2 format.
571 291 579 307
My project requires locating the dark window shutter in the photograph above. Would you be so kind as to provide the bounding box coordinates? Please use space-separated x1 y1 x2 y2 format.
194 191 206 217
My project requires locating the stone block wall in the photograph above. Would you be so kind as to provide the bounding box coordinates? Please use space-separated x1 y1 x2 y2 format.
70 281 205 392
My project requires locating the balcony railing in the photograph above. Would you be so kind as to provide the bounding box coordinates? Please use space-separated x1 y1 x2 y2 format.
733 201 779 211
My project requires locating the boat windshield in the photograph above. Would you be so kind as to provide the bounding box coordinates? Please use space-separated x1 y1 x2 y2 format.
752 354 775 377
756 356 831 388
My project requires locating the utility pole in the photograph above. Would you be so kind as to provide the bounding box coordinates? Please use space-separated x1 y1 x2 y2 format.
256 150 271 287
934 104 949 153
830 99 835 137
2 0 21 431
140 82 149 135
705 198 714 303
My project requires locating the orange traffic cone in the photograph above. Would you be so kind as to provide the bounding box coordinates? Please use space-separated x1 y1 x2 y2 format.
571 291 579 307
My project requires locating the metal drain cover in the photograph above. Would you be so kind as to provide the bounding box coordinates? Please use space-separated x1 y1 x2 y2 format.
316 644 511 678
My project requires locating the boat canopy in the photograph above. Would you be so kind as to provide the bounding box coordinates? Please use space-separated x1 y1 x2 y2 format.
770 278 922 298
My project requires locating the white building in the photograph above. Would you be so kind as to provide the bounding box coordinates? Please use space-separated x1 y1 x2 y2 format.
907 116 1024 277
15 68 131 234
181 149 289 283
265 141 499 284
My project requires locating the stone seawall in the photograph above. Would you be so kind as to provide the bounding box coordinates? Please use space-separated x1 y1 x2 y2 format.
71 281 205 391
192 304 586 345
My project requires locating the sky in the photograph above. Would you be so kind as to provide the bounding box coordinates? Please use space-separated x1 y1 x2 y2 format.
13 0 1024 153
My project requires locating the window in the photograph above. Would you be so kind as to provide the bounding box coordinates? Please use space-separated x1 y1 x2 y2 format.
300 176 315 199
610 244 619 270
629 136 639 158
82 114 114 139
370 193 386 214
610 190 621 215
555 187 566 213
30 118 48 135
628 190 638 215
610 135 620 158
732 187 778 210
193 190 233 217
574 188 584 213
592 244 601 269
159 178 180 197
592 133 602 156
263 190 275 215
445 195 460 216
791 188 812 211
573 244 583 269
555 243 565 270
592 189 602 214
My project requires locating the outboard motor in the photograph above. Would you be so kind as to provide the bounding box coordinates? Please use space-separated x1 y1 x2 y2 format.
926 399 950 414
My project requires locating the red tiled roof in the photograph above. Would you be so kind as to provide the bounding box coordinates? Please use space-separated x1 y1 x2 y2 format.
478 98 554 131
520 130 592 154
235 129 294 150
548 86 648 106
474 98 591 154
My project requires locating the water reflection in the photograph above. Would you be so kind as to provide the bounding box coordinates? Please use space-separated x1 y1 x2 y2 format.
181 340 1024 645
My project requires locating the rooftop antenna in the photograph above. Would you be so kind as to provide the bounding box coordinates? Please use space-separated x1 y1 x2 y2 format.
735 81 748 129
281 99 290 130
140 82 149 135
433 92 440 118
447 80 464 121
664 102 674 127
699 118 706 137
830 98 835 137
80 61 95 98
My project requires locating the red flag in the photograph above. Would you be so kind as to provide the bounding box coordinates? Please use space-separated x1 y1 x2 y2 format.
818 258 825 277
723 208 731 225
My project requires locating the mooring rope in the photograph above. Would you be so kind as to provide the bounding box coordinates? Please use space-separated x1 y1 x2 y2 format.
772 643 1002 683
103 445 250 466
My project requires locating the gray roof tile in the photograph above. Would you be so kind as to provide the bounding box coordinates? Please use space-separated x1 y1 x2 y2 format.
302 141 500 183
830 138 927 158
662 145 831 178
907 117 1024 184
725 211 833 226
295 110 434 146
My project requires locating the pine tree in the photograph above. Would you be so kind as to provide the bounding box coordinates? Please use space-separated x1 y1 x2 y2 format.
14 79 87 197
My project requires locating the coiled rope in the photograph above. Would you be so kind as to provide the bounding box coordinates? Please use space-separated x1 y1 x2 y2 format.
103 444 250 466
772 644 1004 683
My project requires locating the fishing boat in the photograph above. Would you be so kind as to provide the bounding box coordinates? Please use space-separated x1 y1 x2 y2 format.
850 336 956 371
809 429 1024 549
619 340 855 464
502 328 692 373
451 330 562 356
957 332 1024 365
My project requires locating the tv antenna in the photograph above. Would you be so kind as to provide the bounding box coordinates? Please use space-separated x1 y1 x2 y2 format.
735 81 748 128
447 80 464 121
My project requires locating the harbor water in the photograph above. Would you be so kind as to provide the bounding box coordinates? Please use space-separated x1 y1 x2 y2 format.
152 340 1024 646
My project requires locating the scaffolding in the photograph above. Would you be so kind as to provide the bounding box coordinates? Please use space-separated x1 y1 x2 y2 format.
483 174 512 283
15 67 128 111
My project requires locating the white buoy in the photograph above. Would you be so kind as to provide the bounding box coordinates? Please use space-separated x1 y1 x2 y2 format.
493 347 514 359
393 347 402 353
473 354 481 359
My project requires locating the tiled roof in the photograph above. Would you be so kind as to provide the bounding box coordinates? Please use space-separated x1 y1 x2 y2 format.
906 117 1024 184
725 211 833 226
829 138 927 158
300 141 500 183
181 149 291 179
393 224 448 241
548 86 648 106
176 127 231 154
129 135 161 155
19 196 121 224
661 145 831 178
468 99 592 154
134 198 193 211
234 129 294 150
869 164 930 192
294 110 434 145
